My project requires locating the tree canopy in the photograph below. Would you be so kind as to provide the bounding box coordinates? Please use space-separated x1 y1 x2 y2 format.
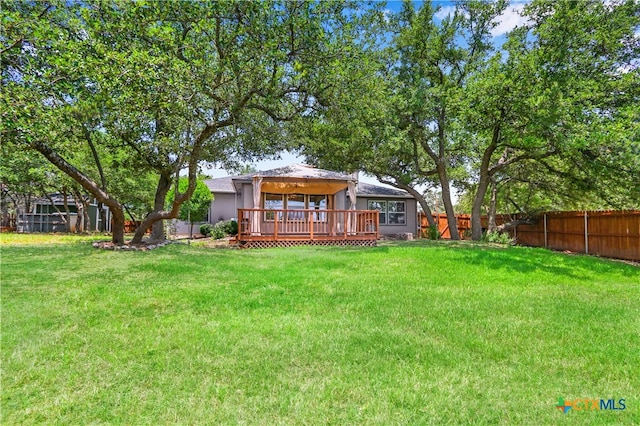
3 0 638 244
2 0 374 244
166 177 212 225
298 0 640 239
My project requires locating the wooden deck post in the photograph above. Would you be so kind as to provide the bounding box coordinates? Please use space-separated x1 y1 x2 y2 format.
274 213 278 241
343 212 347 239
236 208 378 245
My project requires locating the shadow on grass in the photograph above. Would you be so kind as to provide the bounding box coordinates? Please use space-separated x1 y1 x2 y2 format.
478 249 637 279
89 238 638 281
377 239 639 280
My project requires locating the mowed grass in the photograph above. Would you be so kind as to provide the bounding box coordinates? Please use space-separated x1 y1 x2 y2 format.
1 235 639 425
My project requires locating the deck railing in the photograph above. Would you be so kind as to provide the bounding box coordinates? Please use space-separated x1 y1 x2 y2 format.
237 208 379 241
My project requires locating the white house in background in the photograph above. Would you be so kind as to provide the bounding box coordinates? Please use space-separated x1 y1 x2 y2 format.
201 164 417 246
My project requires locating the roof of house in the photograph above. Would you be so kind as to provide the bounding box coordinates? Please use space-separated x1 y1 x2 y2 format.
204 176 235 193
233 164 353 181
356 182 411 198
204 165 412 198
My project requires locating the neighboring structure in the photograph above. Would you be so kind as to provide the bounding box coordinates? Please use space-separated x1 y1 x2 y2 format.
16 195 110 233
204 165 417 247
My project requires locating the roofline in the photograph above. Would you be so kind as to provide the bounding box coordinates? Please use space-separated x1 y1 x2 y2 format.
357 194 413 199
208 188 414 198
231 176 356 183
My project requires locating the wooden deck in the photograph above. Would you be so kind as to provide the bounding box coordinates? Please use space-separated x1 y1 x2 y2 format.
236 208 379 247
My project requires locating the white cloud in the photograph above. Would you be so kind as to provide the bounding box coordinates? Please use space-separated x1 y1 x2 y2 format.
380 8 393 24
434 6 456 21
491 3 530 37
433 2 530 37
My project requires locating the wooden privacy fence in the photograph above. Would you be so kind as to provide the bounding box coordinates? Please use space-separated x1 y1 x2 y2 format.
420 213 472 239
121 220 151 234
420 210 640 261
0 213 17 232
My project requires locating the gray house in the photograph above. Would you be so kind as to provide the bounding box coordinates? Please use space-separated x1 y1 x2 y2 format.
203 165 418 241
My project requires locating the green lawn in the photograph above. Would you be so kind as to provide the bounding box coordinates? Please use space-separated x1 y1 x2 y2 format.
1 235 638 424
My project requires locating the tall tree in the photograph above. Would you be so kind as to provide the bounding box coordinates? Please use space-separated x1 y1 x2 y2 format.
300 1 507 238
463 0 640 238
2 1 368 245
391 0 508 240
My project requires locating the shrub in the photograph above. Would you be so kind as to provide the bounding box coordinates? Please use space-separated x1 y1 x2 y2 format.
426 225 440 240
210 222 226 240
200 220 238 239
199 223 213 237
218 219 238 236
226 220 238 236
482 231 514 245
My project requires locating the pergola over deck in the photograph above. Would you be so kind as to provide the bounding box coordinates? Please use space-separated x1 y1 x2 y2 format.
233 165 379 248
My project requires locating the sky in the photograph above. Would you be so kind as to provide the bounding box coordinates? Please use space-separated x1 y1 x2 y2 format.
203 1 532 188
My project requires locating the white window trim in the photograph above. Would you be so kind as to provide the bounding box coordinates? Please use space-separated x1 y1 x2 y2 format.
387 200 407 225
368 199 407 226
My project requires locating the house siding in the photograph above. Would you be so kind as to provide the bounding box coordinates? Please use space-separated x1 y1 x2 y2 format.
241 183 254 210
335 190 347 210
356 197 417 236
209 192 238 223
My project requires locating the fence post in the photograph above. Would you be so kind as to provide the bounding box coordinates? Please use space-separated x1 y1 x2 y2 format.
544 213 548 248
584 211 589 254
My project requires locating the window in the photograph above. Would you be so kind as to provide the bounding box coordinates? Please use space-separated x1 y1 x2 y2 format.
263 193 328 221
368 200 386 225
368 200 406 225
388 201 406 225
264 193 284 220
308 195 327 221
287 194 305 219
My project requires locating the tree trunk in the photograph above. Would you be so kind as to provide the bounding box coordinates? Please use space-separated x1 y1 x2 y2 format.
437 162 460 240
31 140 126 245
72 189 84 232
98 202 106 231
111 208 126 245
471 133 503 240
72 188 90 233
76 206 84 232
82 123 108 232
132 174 172 243
151 174 171 241
487 178 498 233
430 109 459 240
471 172 491 241
63 190 71 233
130 126 209 244
402 185 436 228
83 199 91 231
